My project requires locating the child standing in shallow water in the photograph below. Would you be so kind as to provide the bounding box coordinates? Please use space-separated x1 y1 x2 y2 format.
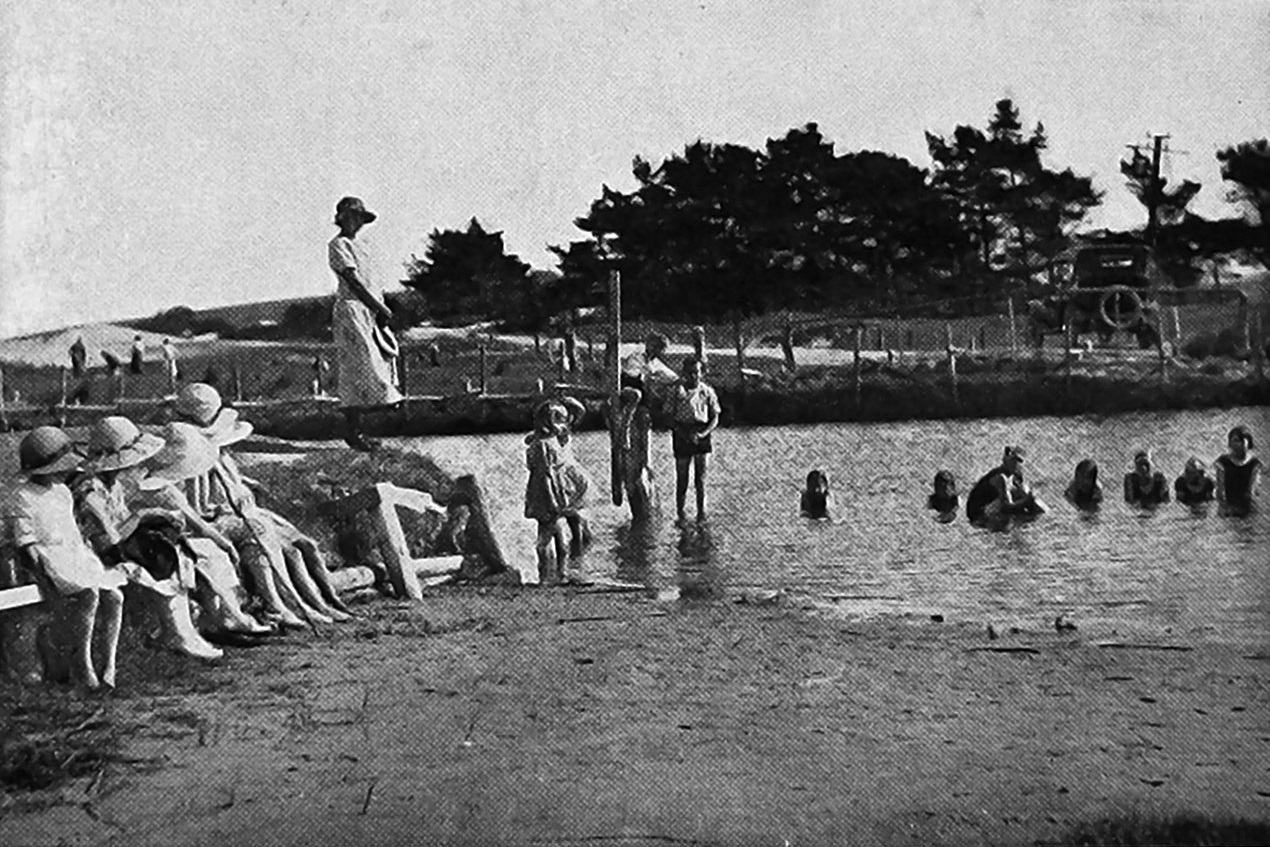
800 470 832 519
1064 459 1103 509
1174 457 1215 506
927 470 959 516
524 403 572 584
1124 450 1170 507
671 356 720 525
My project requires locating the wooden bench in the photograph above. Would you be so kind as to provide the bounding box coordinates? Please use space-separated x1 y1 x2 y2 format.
0 545 51 683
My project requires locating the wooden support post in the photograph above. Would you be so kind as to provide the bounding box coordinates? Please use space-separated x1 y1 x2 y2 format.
478 344 488 395
781 323 797 373
397 343 410 397
608 270 623 507
0 364 8 431
1157 308 1169 383
57 367 67 427
1171 306 1181 347
1063 318 1074 398
733 318 746 386
945 323 959 407
1254 309 1266 380
905 328 915 351
450 474 511 575
852 326 862 408
232 361 243 402
1007 296 1018 356
977 326 987 352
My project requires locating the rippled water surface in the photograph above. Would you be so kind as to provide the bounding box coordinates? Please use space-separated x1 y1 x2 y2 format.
403 407 1270 647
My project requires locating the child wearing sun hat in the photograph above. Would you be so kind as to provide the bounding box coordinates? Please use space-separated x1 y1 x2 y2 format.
3 427 127 689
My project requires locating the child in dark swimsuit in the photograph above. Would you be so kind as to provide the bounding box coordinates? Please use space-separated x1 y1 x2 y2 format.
927 470 959 516
1174 457 1215 506
1123 450 1170 507
800 470 832 519
1064 459 1103 509
1215 425 1261 514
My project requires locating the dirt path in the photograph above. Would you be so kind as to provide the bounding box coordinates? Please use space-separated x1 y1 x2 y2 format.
2 588 1268 846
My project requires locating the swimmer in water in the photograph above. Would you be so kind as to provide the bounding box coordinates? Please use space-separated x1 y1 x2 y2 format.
800 470 831 519
1173 456 1215 506
965 446 1046 525
927 470 959 516
1064 459 1103 510
1123 449 1170 507
1215 425 1261 515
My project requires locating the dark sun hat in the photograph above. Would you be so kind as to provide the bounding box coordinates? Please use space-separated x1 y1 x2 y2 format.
335 196 377 224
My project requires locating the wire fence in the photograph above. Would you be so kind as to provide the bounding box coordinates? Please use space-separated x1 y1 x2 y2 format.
0 287 1266 434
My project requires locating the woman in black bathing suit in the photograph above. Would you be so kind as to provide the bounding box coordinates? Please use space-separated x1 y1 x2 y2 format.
1215 425 1262 514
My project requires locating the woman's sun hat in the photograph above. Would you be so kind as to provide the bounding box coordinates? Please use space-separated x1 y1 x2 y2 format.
173 383 253 447
335 196 377 225
18 426 83 477
139 422 219 490
84 416 164 472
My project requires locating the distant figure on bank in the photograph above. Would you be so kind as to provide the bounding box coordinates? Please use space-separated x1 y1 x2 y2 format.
927 470 959 516
310 355 329 397
69 336 87 377
672 355 720 526
965 446 1046 525
1123 450 1170 507
130 335 145 375
161 338 178 393
1215 425 1261 514
1174 457 1215 506
1064 459 1104 510
101 351 121 376
800 470 832 519
328 196 402 451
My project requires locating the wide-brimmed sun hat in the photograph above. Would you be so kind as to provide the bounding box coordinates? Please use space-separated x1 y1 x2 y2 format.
335 196 377 224
173 383 253 447
139 422 218 490
1003 445 1025 463
84 416 165 472
19 426 83 476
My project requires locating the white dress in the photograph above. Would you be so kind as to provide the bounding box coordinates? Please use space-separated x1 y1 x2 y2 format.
329 235 404 409
5 480 127 595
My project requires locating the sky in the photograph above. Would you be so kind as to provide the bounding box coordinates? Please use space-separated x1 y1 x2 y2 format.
2 0 1267 339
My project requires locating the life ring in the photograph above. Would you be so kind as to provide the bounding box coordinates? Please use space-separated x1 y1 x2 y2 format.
1097 287 1143 330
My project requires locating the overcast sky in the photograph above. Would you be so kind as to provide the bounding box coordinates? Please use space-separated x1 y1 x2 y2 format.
2 0 1266 338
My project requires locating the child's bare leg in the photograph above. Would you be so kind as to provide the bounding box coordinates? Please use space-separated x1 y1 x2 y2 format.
535 522 557 584
283 546 350 621
292 537 353 614
153 589 223 659
241 546 305 627
264 544 333 625
66 589 100 689
674 458 691 524
97 588 124 687
694 454 709 522
552 521 569 580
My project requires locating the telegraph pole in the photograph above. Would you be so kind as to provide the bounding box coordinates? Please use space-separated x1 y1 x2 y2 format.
1144 132 1169 249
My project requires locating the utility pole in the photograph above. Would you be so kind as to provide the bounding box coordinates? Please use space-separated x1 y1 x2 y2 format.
1144 132 1169 249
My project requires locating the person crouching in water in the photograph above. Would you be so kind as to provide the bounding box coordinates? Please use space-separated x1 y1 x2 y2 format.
175 384 352 621
5 427 127 690
524 402 572 584
965 446 1046 526
671 356 720 526
1123 450 1170 507
1215 425 1262 515
1174 457 1215 507
927 470 959 518
800 470 832 519
1064 459 1104 510
74 416 240 661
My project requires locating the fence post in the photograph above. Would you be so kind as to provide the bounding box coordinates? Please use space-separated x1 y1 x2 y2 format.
232 360 243 402
852 325 862 409
977 326 987 353
0 364 8 432
117 371 127 408
57 367 68 427
945 323 959 407
781 323 797 372
1063 319 1074 400
1007 295 1018 356
733 318 746 387
1171 306 1182 348
397 344 409 397
1157 307 1169 384
1254 309 1266 380
478 343 488 395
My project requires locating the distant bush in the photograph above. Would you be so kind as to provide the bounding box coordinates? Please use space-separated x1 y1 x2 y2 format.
1181 327 1246 360
130 306 236 339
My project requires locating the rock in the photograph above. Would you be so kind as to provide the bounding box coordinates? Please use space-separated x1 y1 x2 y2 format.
987 624 998 640
930 614 944 623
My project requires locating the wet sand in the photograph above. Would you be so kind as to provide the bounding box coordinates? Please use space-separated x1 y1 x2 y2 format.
2 587 1267 846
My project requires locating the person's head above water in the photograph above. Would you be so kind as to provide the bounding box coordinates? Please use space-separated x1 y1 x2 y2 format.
805 469 829 493
1073 458 1099 488
1132 449 1154 477
933 469 957 496
1001 445 1025 474
1227 425 1254 458
1181 456 1210 484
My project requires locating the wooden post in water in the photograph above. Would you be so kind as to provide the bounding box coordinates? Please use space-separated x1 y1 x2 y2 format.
852 326 862 409
608 270 623 507
57 367 68 427
1007 296 1018 356
945 323 959 407
478 343 488 395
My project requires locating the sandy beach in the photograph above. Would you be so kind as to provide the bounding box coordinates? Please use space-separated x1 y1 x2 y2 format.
2 584 1268 847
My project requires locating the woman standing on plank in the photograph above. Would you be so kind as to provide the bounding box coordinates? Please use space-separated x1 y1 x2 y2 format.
329 196 402 452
